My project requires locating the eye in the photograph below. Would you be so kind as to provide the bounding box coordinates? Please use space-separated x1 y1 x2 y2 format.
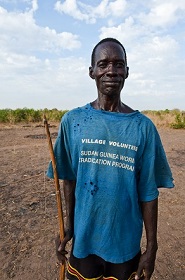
116 62 125 68
98 62 108 69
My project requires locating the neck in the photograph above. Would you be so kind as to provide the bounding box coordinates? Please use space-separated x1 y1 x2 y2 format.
98 101 122 113
92 97 122 112
91 97 135 114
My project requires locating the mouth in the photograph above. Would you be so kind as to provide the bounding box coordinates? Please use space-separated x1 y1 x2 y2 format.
102 80 120 85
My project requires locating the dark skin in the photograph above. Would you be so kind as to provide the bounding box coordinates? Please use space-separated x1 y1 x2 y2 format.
57 41 158 279
89 42 133 113
137 199 158 280
56 180 76 263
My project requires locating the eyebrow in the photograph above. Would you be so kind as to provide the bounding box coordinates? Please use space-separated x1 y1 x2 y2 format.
97 59 125 64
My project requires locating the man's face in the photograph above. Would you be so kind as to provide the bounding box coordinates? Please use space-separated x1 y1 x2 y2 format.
89 41 128 97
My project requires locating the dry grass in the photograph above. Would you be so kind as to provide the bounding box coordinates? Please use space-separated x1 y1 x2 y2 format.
142 110 185 128
0 109 184 129
143 112 175 128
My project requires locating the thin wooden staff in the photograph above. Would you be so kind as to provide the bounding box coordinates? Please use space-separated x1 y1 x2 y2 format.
43 115 65 280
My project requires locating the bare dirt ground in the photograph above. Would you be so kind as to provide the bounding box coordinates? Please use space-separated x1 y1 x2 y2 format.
0 123 184 280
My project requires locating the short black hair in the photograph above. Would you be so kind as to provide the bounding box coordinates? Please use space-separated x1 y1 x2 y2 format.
91 38 127 66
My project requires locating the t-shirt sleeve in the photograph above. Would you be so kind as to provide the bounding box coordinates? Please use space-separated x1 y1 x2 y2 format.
46 118 76 180
138 123 174 202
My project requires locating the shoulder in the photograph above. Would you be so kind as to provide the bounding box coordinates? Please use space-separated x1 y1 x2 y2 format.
136 112 156 127
134 112 159 140
62 104 90 122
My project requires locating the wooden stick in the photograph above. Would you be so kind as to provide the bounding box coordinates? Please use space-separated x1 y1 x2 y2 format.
43 115 65 280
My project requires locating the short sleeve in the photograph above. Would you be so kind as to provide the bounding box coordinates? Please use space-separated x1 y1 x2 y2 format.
138 124 174 202
47 118 76 180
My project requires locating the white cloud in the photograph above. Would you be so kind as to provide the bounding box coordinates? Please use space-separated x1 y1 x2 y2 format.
30 0 38 13
0 3 83 109
148 36 179 56
0 5 81 54
100 16 147 47
139 0 185 27
93 0 127 18
54 0 185 27
0 0 184 111
55 0 92 23
109 0 127 17
54 0 127 24
0 0 28 4
0 53 93 109
99 18 184 108
0 0 38 11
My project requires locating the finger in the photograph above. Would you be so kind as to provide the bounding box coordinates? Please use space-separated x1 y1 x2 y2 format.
56 248 68 264
142 270 150 280
135 267 144 280
57 254 67 264
58 248 68 255
55 234 61 248
58 233 72 252
135 274 144 280
58 239 68 252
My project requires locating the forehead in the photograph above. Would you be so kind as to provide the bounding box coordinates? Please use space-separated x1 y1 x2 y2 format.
94 41 126 63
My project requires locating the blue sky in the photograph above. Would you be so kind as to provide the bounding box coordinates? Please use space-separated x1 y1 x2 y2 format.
0 0 185 110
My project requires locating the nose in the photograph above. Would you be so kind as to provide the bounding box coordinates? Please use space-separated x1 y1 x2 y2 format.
106 63 117 76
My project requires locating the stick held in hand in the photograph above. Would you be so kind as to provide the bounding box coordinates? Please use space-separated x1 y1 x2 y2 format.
44 115 65 280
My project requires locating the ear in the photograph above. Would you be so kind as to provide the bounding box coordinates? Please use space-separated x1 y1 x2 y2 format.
125 66 129 79
89 66 95 79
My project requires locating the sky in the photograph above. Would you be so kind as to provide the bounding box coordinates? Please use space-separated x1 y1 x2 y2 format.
0 0 185 111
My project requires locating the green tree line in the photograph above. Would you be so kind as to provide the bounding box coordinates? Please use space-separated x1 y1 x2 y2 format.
0 108 184 128
0 108 68 123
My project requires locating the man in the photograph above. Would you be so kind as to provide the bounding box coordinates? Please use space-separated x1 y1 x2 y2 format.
47 38 174 280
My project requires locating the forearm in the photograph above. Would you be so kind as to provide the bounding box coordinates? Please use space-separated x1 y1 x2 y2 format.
135 198 158 279
55 180 76 263
63 180 76 234
141 198 158 253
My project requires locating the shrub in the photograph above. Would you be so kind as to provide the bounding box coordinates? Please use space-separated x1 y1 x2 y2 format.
0 109 10 122
0 108 68 123
171 113 185 129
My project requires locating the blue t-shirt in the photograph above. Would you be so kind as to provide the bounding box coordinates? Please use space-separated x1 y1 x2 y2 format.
47 103 174 263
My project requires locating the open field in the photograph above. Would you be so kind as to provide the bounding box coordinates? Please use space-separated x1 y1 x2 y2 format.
0 123 185 279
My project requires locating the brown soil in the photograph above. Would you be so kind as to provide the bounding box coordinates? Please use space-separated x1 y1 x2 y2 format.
0 123 184 279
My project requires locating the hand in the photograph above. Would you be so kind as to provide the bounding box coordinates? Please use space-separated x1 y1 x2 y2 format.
55 229 73 264
135 250 157 280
